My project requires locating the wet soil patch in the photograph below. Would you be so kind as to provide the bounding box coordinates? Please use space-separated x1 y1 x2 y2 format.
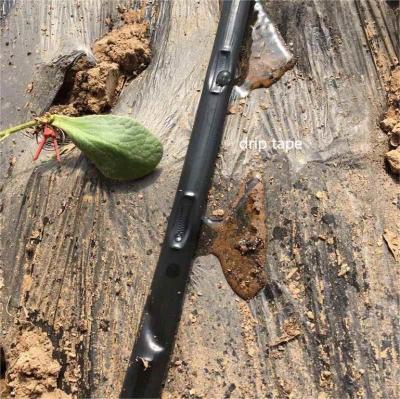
210 175 267 300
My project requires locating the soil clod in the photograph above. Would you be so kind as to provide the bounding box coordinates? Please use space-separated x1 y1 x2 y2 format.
5 328 71 398
382 67 400 173
51 9 150 116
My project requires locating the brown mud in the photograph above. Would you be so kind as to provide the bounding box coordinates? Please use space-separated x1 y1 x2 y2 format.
210 175 267 300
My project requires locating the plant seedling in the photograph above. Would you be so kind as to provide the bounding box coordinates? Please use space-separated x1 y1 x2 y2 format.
0 114 163 181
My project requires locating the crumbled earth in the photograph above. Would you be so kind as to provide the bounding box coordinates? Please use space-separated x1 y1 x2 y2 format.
386 147 400 174
51 9 151 116
210 175 267 300
381 66 400 174
5 328 71 398
364 17 400 175
93 10 150 75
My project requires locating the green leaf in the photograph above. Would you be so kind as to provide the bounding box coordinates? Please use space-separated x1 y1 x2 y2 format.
51 114 163 181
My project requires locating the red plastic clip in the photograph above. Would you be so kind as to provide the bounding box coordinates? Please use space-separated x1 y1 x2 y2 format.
33 125 61 162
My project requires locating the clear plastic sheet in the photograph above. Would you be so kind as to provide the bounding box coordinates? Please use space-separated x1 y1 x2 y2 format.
235 0 294 97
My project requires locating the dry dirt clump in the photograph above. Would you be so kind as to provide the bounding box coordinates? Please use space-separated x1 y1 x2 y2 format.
381 66 400 174
362 16 399 175
93 10 150 75
52 9 151 115
5 329 71 398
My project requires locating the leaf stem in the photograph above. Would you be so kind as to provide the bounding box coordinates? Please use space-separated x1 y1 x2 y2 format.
0 120 40 141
